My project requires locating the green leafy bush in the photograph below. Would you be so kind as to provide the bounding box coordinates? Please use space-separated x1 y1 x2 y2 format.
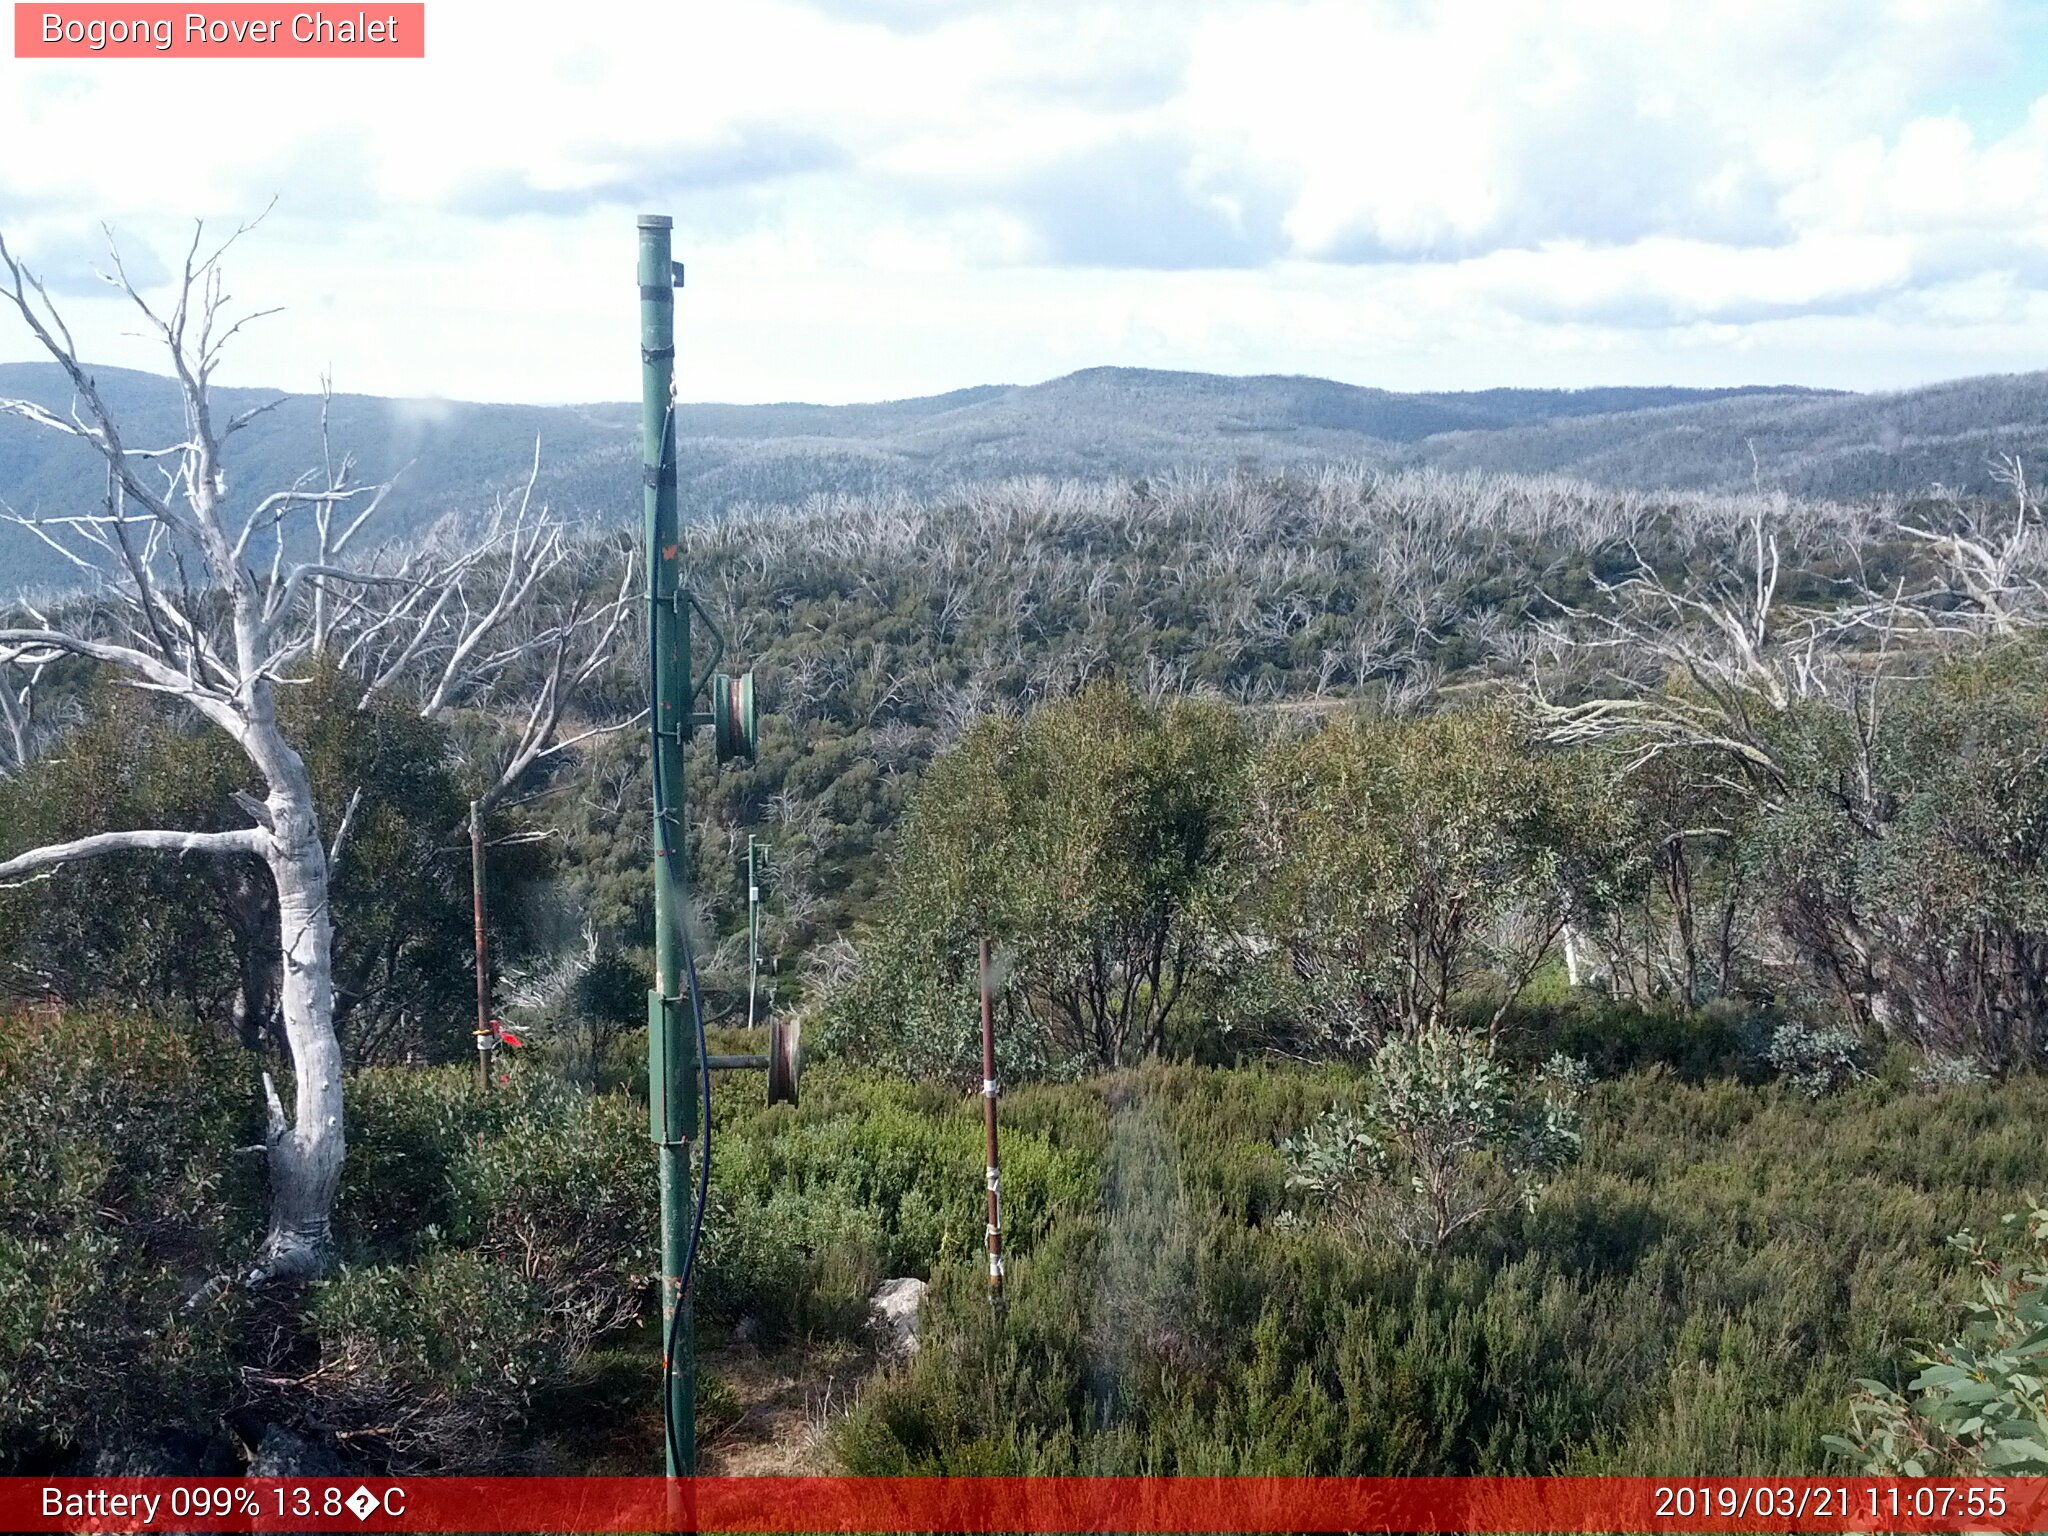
1240 706 1629 1053
1504 996 1763 1083
1283 1027 1586 1250
1764 1022 1872 1099
314 1067 653 1467
1913 1051 1993 1092
0 1010 261 1468
1826 1204 2048 1474
824 682 1250 1080
701 1064 1098 1339
836 1063 2048 1476
307 1251 557 1465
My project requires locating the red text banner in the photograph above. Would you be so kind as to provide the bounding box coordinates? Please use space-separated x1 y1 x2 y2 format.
14 4 424 57
6 1476 2048 1533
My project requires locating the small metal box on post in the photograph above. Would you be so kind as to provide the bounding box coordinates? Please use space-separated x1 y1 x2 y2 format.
638 213 796 1480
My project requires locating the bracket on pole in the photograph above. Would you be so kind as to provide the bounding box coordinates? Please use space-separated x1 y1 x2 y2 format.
646 990 698 1145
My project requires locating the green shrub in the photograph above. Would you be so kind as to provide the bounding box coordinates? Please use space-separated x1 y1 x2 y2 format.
1503 996 1763 1083
314 1067 654 1467
308 1250 557 1465
1825 1204 2048 1474
1764 1022 1872 1099
836 1064 2048 1476
700 1064 1098 1340
334 1068 482 1258
1283 1028 1586 1250
0 1010 261 1467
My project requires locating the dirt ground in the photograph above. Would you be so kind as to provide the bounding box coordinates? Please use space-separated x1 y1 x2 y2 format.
521 1318 883 1476
697 1335 877 1475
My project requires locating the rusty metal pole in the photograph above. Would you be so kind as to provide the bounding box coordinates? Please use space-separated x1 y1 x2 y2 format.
470 798 492 1094
980 936 1004 1305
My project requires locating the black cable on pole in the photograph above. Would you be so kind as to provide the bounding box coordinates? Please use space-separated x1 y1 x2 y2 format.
649 482 713 1478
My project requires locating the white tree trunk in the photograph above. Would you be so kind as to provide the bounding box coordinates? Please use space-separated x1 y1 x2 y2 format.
0 227 629 1284
254 841 345 1280
246 718 346 1282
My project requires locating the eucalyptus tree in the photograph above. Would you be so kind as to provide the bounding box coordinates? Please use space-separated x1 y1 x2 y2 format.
832 681 1250 1079
1526 489 2048 1055
0 222 632 1280
1239 704 1623 1054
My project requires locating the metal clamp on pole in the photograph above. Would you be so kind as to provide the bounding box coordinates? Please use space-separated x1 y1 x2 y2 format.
646 991 698 1146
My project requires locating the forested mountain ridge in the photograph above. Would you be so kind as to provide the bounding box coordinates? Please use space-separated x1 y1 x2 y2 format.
6 355 2009 595
1408 369 2048 497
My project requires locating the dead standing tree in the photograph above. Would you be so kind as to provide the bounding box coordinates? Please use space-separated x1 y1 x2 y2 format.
0 221 633 1281
1524 489 2048 1033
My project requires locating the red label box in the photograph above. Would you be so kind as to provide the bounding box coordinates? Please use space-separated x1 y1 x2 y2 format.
14 3 424 56
4 1477 2048 1534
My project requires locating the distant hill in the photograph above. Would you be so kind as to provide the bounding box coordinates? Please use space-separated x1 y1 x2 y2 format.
1404 371 2048 496
3 360 2042 596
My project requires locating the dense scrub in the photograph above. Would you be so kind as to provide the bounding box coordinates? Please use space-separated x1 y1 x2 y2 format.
552 467 1917 995
0 1011 259 1469
9 468 2032 1066
831 1062 2048 1475
6 998 2048 1476
0 1028 649 1472
835 644 2048 1082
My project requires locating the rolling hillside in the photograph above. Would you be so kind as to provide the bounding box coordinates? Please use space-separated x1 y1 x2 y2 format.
4 359 2044 596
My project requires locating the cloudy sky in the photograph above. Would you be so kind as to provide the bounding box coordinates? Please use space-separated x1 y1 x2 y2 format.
2 0 2046 404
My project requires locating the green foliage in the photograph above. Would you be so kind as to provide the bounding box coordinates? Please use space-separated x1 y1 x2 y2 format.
0 662 538 1064
308 1250 559 1464
338 1065 652 1267
286 661 502 1064
1505 996 1763 1083
1746 644 2048 1067
1240 706 1627 1051
0 1009 262 1467
13 995 2048 1479
11 455 2048 1483
314 1067 653 1467
827 682 1250 1079
701 1063 1098 1340
1567 746 1757 1008
0 687 246 1020
1826 1205 2048 1475
1284 1028 1588 1250
1764 1022 1872 1099
835 1063 2048 1476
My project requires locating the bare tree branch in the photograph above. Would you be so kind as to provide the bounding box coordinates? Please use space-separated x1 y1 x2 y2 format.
0 825 265 885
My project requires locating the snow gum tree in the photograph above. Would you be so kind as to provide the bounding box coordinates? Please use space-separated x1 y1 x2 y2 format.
0 221 632 1280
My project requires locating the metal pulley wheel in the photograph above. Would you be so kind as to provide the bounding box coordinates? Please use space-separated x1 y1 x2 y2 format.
767 1012 801 1106
712 671 758 764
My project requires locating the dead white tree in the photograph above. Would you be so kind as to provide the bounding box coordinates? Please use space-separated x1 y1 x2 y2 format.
0 220 633 1281
0 652 56 776
1527 503 1867 785
1903 458 2048 635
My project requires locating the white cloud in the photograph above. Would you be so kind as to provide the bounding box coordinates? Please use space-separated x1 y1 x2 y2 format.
0 0 2043 402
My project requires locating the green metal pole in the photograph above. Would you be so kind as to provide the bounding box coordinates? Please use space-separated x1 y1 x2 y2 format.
639 212 696 1477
